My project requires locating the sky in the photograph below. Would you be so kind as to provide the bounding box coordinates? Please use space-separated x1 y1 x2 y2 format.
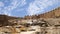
0 0 60 17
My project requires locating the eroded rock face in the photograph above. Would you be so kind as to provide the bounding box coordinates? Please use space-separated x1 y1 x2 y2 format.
38 7 60 18
0 15 20 26
0 15 9 26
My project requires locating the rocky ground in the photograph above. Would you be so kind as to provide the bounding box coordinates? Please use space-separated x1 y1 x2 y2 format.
0 18 60 34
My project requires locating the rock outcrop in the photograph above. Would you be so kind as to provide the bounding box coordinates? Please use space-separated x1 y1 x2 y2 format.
0 15 21 26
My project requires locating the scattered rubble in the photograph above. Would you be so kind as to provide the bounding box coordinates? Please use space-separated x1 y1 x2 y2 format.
0 18 60 34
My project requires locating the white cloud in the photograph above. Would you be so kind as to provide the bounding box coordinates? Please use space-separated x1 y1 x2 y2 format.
0 0 26 16
0 2 4 7
27 0 59 15
27 2 40 15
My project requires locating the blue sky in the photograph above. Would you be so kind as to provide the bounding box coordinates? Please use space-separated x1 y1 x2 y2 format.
0 0 60 17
